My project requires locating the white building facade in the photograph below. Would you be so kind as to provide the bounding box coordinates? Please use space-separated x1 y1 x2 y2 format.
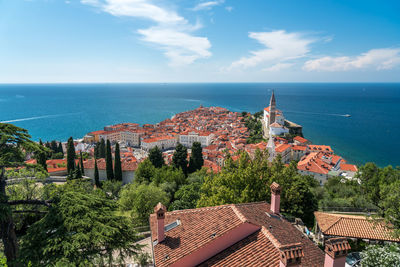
141 136 177 151
179 131 214 147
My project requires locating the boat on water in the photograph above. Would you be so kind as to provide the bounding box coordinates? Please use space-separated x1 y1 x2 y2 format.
344 114 351 117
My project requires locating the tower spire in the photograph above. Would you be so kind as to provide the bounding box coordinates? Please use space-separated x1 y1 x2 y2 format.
270 90 276 109
269 90 276 125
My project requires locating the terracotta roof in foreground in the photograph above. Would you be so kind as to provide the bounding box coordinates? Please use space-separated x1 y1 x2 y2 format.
315 211 400 242
150 202 324 267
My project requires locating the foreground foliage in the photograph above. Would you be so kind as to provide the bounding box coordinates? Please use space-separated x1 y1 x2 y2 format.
19 180 142 266
119 183 169 224
360 243 400 267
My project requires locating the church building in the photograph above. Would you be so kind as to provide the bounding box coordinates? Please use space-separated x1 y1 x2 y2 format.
263 91 289 137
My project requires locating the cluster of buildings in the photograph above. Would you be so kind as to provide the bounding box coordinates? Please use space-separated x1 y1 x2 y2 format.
82 106 250 173
68 92 358 185
262 92 358 184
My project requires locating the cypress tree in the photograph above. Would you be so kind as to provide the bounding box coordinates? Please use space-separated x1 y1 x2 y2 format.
80 151 85 176
94 142 100 158
172 143 188 174
37 151 48 172
37 139 48 170
58 142 64 154
189 142 204 173
114 143 122 181
149 146 165 168
99 139 106 158
94 158 101 188
75 163 82 179
51 140 58 153
105 140 114 180
67 137 75 175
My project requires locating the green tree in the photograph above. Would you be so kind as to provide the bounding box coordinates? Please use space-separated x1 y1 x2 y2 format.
66 137 75 175
357 162 382 207
50 140 58 154
119 183 169 224
101 180 123 200
6 167 49 236
171 175 203 210
94 158 101 188
19 180 142 266
80 151 85 176
197 151 269 207
361 244 400 267
75 163 82 179
172 143 188 174
0 252 6 267
99 139 106 158
135 159 156 184
94 142 100 158
114 143 122 181
57 142 63 154
148 146 164 168
0 123 47 264
153 166 186 187
379 179 400 237
50 152 64 159
188 142 203 173
36 150 47 172
105 140 114 180
283 176 317 226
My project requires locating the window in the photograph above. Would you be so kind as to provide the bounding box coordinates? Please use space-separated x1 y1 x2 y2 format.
165 220 181 232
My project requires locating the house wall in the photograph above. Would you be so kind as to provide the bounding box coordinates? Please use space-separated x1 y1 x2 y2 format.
85 169 135 184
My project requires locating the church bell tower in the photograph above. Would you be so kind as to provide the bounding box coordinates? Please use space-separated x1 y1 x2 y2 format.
269 90 276 126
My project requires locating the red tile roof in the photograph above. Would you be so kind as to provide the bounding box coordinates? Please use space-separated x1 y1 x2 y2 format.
275 143 291 153
340 164 358 172
315 212 400 242
293 136 309 144
297 152 336 175
292 145 307 151
308 145 333 153
150 202 324 267
199 230 280 266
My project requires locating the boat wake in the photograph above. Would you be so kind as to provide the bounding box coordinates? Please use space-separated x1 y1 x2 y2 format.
285 110 351 117
1 113 80 123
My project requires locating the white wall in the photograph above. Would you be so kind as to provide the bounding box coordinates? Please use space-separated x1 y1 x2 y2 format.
85 169 135 184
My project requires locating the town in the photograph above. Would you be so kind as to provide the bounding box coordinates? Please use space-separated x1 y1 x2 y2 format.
41 92 358 186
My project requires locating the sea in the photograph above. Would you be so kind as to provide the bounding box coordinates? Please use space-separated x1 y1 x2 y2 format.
0 83 399 167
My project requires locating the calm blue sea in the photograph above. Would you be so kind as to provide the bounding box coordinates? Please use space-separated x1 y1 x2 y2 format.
0 83 399 167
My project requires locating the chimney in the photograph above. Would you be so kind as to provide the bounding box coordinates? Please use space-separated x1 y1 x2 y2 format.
324 237 351 267
270 182 281 214
279 243 304 267
154 202 166 243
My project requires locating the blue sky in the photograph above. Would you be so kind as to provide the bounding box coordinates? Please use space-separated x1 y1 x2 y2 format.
0 0 399 82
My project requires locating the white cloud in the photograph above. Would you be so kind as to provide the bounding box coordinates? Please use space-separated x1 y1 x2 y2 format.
225 6 233 12
138 27 211 65
192 0 224 11
81 0 100 5
102 0 185 24
229 30 315 70
81 0 211 65
303 48 400 71
263 63 293 72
